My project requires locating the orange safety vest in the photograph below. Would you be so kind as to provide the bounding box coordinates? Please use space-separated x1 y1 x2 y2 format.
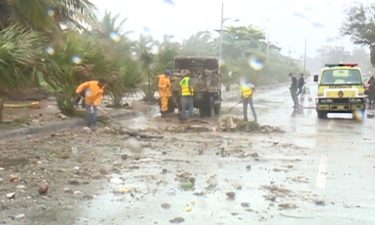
76 80 104 106
158 74 171 97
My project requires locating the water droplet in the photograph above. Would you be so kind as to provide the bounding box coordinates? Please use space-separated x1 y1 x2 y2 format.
353 110 363 121
110 32 121 42
47 9 55 17
45 46 55 55
248 56 264 71
219 59 225 67
72 55 82 64
143 27 150 33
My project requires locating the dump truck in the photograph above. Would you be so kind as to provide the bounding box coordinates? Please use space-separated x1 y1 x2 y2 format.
169 57 221 117
313 63 366 119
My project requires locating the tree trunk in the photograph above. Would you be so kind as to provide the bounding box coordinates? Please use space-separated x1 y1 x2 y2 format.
0 96 4 122
370 45 375 67
225 84 231 92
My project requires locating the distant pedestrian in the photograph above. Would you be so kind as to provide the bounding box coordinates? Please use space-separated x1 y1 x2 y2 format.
75 79 107 128
179 71 194 120
297 73 305 96
289 73 298 109
240 79 257 123
368 75 375 109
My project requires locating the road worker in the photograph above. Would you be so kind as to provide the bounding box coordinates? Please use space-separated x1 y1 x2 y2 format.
75 79 106 128
158 69 172 117
179 70 194 120
240 79 257 123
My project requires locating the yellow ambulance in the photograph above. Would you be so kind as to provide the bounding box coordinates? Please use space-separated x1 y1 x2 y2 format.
314 64 366 119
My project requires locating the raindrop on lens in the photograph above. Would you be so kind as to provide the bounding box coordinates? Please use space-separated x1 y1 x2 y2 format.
248 56 264 71
219 59 225 67
109 32 121 42
45 46 55 55
72 55 82 64
353 110 363 122
47 9 55 17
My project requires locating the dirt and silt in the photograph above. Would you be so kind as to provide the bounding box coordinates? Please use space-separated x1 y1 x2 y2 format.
1 86 375 225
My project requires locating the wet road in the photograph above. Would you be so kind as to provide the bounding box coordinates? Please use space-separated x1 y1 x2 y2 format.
3 82 374 225
67 82 375 225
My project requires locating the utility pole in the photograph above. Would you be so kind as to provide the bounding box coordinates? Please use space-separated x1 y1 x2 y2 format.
303 39 307 73
218 2 224 73
266 33 270 60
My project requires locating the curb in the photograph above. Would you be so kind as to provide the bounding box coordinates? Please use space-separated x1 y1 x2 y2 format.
0 110 138 142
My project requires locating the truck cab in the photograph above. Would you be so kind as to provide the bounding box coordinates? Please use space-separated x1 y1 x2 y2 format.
314 63 366 119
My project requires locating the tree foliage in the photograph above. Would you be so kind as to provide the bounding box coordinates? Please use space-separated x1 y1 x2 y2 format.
342 3 375 65
0 0 95 31
0 24 46 121
342 4 375 46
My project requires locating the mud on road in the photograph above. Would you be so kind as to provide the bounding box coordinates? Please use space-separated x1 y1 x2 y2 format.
0 114 304 225
1 86 375 225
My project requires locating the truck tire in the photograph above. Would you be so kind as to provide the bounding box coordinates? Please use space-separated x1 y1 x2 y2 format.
213 103 221 115
317 111 327 119
199 95 212 117
199 105 206 117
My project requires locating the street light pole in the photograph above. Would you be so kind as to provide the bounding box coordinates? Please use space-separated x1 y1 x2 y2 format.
218 2 224 73
303 39 307 73
266 33 270 60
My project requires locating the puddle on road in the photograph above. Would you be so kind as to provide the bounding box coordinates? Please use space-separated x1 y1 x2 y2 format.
0 157 30 169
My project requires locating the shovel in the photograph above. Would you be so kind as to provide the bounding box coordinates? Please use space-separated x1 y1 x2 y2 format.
97 107 163 139
222 101 242 114
171 96 179 114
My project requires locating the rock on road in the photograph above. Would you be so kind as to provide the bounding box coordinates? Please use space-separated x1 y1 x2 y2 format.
1 81 375 225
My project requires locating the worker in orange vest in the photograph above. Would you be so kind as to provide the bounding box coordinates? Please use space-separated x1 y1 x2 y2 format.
75 79 107 128
158 69 172 117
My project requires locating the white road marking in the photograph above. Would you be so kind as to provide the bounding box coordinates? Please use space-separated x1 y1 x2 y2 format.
316 155 328 189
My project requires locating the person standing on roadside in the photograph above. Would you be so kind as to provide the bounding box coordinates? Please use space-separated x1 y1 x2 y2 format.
368 75 375 109
297 73 305 96
289 73 298 109
240 79 257 123
158 69 172 117
179 71 194 120
75 79 107 128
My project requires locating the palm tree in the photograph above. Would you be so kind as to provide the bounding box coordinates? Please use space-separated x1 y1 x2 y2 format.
41 30 112 115
0 0 95 31
92 12 143 107
0 0 98 116
0 24 46 121
134 35 160 101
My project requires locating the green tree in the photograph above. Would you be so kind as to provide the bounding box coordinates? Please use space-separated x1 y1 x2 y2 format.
341 3 375 65
41 31 111 115
134 35 160 101
157 34 181 69
0 24 46 121
94 12 142 107
218 25 300 89
0 0 95 31
222 26 266 60
181 31 216 57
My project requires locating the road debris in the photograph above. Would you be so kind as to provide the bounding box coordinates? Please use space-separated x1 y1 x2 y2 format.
38 183 49 195
6 192 15 199
169 217 185 224
226 191 236 200
161 203 171 209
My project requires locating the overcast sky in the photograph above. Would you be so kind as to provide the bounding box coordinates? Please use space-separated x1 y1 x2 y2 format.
90 0 372 58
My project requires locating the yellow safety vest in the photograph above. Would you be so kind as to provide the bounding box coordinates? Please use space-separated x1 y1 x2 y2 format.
240 85 253 98
180 77 193 96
